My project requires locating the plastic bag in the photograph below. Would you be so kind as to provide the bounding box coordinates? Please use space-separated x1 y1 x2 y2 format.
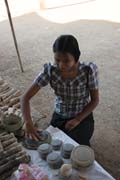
11 164 48 180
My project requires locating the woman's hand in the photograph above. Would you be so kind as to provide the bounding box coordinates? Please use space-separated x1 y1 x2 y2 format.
21 83 42 141
65 118 80 132
25 122 42 141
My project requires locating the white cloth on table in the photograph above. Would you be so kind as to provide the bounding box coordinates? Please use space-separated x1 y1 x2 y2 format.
25 126 115 180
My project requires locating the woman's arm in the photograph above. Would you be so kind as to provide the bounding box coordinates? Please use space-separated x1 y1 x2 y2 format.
65 89 99 131
20 83 41 140
76 89 99 121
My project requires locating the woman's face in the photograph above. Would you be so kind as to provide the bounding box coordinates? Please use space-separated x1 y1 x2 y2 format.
54 52 77 72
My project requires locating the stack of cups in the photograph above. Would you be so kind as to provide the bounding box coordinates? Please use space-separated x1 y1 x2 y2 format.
38 143 52 160
61 143 74 159
51 139 62 150
47 152 64 169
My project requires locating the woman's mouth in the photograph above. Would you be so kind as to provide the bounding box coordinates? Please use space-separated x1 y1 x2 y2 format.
61 68 69 72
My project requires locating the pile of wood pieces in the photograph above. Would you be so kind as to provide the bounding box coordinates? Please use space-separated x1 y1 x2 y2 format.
0 76 21 113
0 132 30 180
0 76 25 137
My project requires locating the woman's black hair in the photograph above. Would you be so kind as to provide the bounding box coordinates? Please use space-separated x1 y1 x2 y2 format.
53 35 81 62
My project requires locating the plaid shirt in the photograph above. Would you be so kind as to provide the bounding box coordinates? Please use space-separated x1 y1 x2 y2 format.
34 61 99 118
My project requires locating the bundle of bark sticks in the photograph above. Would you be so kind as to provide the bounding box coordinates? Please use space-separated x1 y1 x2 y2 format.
0 76 30 179
0 132 30 180
0 76 24 135
0 76 21 113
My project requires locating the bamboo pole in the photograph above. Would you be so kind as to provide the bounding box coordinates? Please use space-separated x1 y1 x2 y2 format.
4 0 24 72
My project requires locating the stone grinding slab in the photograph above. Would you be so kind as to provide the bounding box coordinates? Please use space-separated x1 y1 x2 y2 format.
23 130 52 150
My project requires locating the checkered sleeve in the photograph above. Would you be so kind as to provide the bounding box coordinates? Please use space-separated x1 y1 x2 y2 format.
88 62 99 89
33 63 50 87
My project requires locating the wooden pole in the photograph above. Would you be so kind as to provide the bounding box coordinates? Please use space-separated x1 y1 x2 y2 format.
4 0 24 72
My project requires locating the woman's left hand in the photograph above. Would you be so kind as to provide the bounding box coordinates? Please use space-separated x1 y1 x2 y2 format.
65 118 80 131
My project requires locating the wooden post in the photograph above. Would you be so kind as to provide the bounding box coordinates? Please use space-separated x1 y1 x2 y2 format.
4 0 24 72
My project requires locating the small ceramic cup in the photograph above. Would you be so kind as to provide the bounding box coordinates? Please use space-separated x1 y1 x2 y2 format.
59 164 72 180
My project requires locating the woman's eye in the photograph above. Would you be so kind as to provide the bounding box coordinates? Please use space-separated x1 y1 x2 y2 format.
63 59 70 64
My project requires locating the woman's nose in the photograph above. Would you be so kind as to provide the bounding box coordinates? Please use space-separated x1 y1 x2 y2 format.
59 62 67 68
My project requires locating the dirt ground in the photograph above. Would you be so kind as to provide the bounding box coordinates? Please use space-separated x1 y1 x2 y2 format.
0 1 120 179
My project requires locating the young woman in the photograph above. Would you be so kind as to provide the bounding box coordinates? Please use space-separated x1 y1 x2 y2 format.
21 35 99 146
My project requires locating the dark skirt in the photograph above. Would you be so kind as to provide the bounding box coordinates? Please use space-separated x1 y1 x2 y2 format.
50 112 94 146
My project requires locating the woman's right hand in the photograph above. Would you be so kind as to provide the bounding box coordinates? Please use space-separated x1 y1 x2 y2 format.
25 122 42 141
20 83 42 141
